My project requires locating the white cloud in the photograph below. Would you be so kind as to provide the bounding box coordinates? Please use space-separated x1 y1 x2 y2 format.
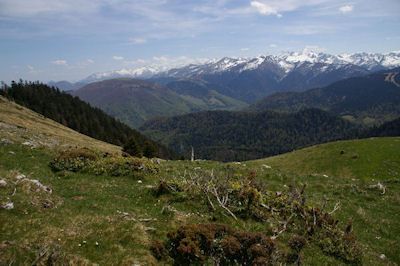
249 0 338 17
339 4 354 14
241 47 250 51
152 56 168 62
122 58 148 66
269 44 278 48
250 1 281 16
52 59 67 66
86 59 94 64
303 45 327 53
129 37 147 44
112 56 124 61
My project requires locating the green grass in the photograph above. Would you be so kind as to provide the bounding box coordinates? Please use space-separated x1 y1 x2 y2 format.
249 137 400 180
1 138 400 265
1 98 399 265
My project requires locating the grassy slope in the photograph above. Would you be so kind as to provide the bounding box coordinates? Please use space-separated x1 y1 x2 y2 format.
247 137 400 265
0 98 399 265
249 137 400 180
0 96 120 154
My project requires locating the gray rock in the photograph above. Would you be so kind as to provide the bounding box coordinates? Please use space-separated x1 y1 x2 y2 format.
0 138 13 145
0 179 7 188
1 202 14 210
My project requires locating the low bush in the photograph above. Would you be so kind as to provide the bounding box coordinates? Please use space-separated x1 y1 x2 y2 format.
164 223 278 265
49 148 159 176
49 148 98 172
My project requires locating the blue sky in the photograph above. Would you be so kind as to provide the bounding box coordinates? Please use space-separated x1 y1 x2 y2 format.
0 0 399 82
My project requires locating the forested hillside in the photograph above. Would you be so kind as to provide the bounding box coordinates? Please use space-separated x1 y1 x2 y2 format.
141 108 359 161
367 117 400 137
249 68 400 125
0 80 174 159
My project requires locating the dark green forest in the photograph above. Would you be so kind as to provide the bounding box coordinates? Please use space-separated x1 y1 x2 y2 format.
248 68 400 125
0 80 174 159
367 117 400 137
141 109 361 161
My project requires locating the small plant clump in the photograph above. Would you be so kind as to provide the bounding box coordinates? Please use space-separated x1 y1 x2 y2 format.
161 223 278 265
49 148 159 176
49 148 98 172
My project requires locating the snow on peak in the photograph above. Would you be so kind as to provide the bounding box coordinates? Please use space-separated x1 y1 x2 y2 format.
241 56 266 71
81 50 400 83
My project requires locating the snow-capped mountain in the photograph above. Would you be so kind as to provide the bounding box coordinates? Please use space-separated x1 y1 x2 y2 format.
81 65 168 83
68 50 400 102
160 50 400 79
81 50 400 83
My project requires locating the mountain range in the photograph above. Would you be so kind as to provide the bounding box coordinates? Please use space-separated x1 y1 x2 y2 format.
50 50 400 103
139 67 400 161
249 68 400 125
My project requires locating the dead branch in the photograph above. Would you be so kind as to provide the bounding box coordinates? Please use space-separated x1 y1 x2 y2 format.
271 213 295 240
212 187 237 220
313 207 317 226
329 202 341 215
369 182 386 195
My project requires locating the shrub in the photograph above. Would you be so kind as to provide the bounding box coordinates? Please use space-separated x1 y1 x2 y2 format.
288 235 307 252
123 137 142 157
166 224 277 265
150 240 167 260
220 235 241 260
315 225 362 264
143 141 157 158
50 148 158 176
154 180 182 197
49 148 98 172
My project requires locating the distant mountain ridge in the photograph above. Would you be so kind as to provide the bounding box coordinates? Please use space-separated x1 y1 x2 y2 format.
73 78 247 128
50 50 400 102
248 68 400 125
86 50 400 81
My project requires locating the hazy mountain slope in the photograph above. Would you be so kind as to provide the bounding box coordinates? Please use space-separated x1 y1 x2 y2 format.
73 78 195 128
74 78 246 128
141 108 359 162
47 80 87 91
164 79 247 110
249 68 400 125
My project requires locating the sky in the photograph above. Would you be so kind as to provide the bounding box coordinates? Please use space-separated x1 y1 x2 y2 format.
0 0 399 83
